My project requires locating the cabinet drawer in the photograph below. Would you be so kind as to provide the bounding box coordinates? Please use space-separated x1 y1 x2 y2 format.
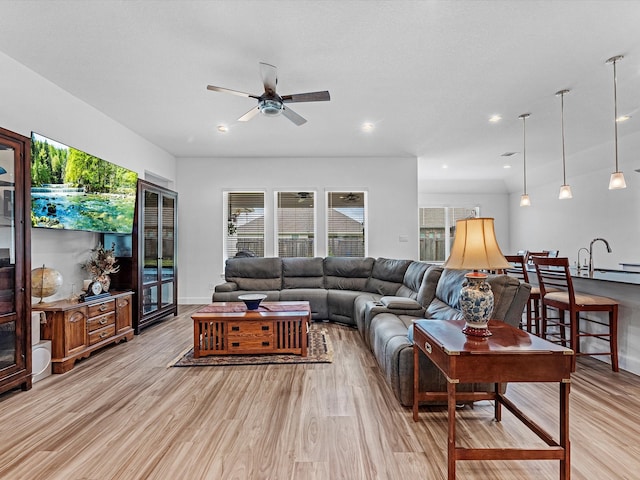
227 336 274 352
88 300 115 317
227 321 273 336
88 324 116 345
87 312 116 332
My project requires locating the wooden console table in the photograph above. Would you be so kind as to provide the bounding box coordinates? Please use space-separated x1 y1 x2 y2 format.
34 291 134 373
413 319 574 480
192 301 310 358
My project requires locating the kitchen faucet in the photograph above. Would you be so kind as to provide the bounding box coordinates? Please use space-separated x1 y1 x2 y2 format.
589 238 612 276
577 247 589 273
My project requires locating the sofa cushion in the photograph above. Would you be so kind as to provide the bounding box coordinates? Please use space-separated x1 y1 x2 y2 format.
225 257 283 291
280 288 328 319
395 261 429 299
365 258 413 295
416 265 443 306
282 257 325 289
211 290 281 303
327 289 362 326
425 298 466 320
434 268 467 309
324 256 374 290
487 274 530 326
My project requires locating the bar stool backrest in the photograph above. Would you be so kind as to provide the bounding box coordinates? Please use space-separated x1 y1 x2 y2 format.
503 255 529 283
532 257 576 304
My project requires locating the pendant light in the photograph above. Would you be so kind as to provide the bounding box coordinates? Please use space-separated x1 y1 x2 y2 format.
607 55 627 189
519 113 531 207
557 89 573 199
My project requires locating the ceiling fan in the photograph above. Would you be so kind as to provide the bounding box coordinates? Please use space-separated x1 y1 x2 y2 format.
206 62 330 126
340 193 361 203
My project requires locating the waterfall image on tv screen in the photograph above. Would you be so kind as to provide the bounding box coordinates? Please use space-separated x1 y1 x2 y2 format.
30 133 138 234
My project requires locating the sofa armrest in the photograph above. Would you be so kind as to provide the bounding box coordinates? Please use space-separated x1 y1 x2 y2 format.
214 281 238 293
361 300 425 347
380 296 423 310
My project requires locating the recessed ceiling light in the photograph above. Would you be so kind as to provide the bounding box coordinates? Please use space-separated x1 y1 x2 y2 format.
217 124 229 133
616 115 631 122
503 164 512 169
489 115 502 123
441 164 448 169
361 122 375 132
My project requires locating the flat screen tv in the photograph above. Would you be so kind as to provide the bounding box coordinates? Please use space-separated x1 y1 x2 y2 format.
30 132 138 234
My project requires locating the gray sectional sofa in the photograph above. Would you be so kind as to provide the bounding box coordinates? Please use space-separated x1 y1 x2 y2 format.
213 256 531 406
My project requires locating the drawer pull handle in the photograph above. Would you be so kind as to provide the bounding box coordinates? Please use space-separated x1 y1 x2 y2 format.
424 342 432 354
100 332 109 338
231 326 240 332
99 319 108 325
261 325 269 331
99 304 108 312
262 341 270 347
232 342 240 347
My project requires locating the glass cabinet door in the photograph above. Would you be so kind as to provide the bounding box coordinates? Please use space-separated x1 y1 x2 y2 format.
0 131 25 383
160 194 175 308
142 189 159 315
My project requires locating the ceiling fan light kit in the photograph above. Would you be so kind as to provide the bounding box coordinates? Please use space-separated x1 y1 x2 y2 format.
207 62 330 126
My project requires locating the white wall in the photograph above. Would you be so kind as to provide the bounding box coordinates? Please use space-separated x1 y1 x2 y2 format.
418 192 511 253
0 51 177 302
177 156 419 304
509 165 639 269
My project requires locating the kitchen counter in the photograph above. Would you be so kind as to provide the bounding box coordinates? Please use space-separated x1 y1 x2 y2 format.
572 267 640 285
526 266 640 285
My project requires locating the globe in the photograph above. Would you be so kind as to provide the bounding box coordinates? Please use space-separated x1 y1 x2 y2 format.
31 267 63 302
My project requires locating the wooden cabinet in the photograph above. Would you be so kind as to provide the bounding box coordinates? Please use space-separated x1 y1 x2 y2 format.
111 180 177 333
0 127 31 396
34 292 134 373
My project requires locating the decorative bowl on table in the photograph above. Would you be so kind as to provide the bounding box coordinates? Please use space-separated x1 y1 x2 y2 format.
238 293 267 310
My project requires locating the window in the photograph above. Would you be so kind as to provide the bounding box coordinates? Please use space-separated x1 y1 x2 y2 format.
225 192 265 259
276 191 316 257
419 206 479 262
327 191 366 257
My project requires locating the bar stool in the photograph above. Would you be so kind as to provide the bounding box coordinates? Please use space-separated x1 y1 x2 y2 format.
533 257 619 372
504 255 541 335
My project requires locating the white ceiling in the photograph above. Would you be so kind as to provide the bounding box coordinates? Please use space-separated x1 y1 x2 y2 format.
1 1 640 193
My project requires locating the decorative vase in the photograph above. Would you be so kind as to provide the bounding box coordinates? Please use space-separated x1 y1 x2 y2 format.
459 273 494 337
97 274 111 293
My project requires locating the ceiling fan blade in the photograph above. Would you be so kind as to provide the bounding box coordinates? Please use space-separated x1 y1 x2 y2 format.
207 85 260 99
281 91 331 103
282 106 307 126
260 62 278 94
238 106 260 122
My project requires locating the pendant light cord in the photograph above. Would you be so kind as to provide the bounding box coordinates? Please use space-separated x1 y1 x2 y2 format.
613 58 619 172
519 113 529 195
561 91 567 184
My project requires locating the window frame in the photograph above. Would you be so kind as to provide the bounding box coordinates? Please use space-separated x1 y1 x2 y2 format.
325 190 368 258
223 190 267 261
419 206 479 262
274 190 318 258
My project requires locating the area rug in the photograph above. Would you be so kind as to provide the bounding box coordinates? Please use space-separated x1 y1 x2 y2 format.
169 325 333 367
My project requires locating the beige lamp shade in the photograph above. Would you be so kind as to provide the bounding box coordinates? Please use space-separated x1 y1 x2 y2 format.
444 218 510 271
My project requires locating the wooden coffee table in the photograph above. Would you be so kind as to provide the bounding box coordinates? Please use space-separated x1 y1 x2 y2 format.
413 319 574 480
192 301 310 358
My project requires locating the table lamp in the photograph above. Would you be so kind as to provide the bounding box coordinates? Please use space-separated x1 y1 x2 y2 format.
443 217 511 337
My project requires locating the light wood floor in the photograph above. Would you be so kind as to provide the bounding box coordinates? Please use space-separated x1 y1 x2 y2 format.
1 305 639 480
